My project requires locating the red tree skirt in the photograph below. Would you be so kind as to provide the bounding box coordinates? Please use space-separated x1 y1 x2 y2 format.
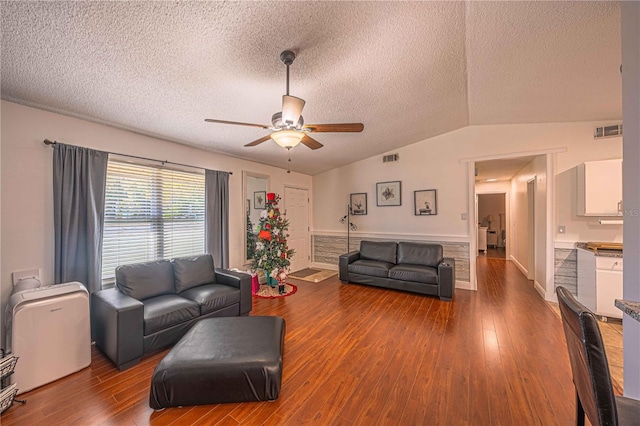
253 283 297 299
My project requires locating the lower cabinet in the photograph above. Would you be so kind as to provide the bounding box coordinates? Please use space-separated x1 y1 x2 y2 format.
577 248 623 319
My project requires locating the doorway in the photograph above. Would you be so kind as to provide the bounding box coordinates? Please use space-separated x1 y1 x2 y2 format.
477 193 507 259
284 186 310 273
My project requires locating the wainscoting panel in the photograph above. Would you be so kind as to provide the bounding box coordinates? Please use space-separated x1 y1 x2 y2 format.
312 234 470 282
554 248 577 295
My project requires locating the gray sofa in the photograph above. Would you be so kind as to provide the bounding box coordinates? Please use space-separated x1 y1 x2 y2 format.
339 241 455 301
92 254 252 370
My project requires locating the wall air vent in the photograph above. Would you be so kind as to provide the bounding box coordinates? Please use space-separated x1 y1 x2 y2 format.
383 153 399 163
594 124 623 139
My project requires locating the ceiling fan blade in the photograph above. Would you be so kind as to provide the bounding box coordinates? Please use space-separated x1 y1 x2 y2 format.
300 134 323 150
282 95 305 125
205 119 271 129
302 123 364 133
244 135 273 147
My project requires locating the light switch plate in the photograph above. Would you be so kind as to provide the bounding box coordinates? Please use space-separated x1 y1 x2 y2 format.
461 213 468 220
558 225 566 234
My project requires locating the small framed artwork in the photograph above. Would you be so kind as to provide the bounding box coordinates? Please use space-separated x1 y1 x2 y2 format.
246 199 250 215
350 193 368 215
254 191 266 209
414 189 437 215
376 181 401 206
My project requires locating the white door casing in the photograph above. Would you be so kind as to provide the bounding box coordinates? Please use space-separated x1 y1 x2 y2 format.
284 186 310 273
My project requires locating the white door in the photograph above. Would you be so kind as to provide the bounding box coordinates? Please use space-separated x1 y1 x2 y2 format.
284 187 310 273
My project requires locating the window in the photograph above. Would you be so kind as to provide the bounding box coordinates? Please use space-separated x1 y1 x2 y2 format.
101 160 205 287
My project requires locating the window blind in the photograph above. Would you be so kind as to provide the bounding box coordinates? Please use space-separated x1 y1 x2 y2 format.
101 160 205 287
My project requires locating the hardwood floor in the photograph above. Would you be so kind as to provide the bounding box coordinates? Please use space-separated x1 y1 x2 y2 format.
2 258 578 425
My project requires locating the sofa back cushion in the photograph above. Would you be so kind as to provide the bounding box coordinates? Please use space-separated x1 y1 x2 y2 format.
360 241 397 264
172 254 216 293
116 260 175 300
397 242 443 267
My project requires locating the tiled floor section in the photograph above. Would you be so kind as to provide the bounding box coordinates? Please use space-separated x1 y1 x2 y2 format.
548 302 624 390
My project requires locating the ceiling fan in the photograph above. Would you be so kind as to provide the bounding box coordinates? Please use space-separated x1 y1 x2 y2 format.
205 50 364 151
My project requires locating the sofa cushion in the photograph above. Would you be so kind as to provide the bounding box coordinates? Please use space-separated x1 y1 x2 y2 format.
397 242 443 267
360 241 397 264
348 259 393 278
143 294 200 335
180 284 241 315
389 264 438 284
116 260 175 300
172 255 216 293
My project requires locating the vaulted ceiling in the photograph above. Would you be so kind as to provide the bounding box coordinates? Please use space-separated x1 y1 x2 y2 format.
1 1 621 174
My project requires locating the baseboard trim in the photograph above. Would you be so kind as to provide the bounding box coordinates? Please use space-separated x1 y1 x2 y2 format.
534 280 546 298
310 262 339 271
455 280 473 290
510 255 529 277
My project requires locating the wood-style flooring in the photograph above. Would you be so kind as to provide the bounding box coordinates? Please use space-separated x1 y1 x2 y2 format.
2 258 579 425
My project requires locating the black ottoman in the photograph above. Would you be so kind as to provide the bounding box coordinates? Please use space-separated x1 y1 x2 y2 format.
149 316 285 409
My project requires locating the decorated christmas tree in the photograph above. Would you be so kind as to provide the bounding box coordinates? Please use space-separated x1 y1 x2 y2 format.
251 193 295 286
246 211 257 260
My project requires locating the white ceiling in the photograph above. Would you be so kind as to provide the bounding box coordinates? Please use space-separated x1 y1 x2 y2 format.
475 156 539 182
1 1 621 175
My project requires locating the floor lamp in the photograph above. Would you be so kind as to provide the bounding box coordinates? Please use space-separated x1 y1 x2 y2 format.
339 204 357 252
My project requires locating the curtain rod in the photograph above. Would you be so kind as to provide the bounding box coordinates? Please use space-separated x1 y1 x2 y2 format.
43 139 232 175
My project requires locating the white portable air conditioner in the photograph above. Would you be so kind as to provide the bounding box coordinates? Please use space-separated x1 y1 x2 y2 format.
6 282 91 394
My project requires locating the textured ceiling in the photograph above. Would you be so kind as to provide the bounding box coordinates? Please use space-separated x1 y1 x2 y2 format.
1 1 621 175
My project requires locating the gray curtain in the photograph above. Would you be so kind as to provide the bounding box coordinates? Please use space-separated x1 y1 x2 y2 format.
53 143 108 295
205 170 230 268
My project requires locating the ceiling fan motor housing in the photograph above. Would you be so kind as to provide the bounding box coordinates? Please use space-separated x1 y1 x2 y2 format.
271 111 304 130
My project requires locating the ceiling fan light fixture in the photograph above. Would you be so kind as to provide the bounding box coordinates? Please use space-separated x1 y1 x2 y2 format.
282 95 305 125
271 129 304 148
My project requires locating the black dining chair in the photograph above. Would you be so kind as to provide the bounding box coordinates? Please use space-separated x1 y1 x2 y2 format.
556 286 640 426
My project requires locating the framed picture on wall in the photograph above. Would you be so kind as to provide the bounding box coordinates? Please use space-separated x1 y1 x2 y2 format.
414 189 437 215
376 181 401 206
350 193 368 215
254 191 266 209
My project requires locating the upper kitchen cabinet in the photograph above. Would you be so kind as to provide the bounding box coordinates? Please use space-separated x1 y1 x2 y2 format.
576 159 622 216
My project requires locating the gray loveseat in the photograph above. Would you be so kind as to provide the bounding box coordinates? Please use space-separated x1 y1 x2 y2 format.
92 254 252 370
339 241 455 301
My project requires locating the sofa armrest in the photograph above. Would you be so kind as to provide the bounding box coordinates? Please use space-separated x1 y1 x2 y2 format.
339 251 360 282
437 258 456 301
215 269 252 315
91 288 144 370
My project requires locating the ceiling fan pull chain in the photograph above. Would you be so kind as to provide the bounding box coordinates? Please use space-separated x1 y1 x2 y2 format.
287 148 292 173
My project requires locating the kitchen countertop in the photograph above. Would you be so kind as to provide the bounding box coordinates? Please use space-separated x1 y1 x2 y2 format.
576 242 623 258
615 299 640 322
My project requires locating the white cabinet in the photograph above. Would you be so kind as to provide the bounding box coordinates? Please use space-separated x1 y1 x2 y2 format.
477 226 487 252
576 159 622 216
576 248 622 319
595 257 623 318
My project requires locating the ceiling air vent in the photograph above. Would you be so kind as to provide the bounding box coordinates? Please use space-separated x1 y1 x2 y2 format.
594 124 623 139
383 153 399 163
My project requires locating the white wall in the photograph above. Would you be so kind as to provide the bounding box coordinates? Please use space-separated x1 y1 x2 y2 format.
509 156 548 292
477 193 504 230
314 122 621 245
0 101 312 340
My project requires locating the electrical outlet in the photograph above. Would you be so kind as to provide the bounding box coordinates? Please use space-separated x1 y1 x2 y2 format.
558 225 566 234
461 213 468 220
